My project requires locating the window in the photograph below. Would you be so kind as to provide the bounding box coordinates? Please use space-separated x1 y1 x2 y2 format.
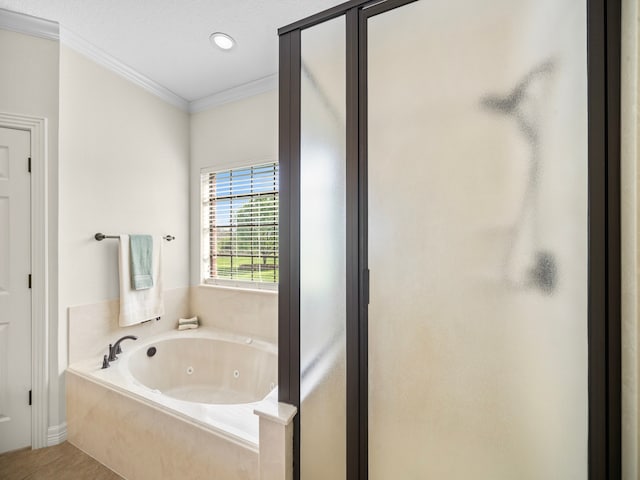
202 162 279 288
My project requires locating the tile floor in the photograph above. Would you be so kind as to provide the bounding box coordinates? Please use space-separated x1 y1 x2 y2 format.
0 441 122 479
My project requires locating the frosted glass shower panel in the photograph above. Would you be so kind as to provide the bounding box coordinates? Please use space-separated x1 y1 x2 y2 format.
367 0 588 479
299 15 347 480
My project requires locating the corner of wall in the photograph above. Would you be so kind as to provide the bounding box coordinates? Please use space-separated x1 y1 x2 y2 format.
188 90 278 288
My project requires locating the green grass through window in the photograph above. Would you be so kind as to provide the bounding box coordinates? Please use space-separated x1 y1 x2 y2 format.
212 256 279 283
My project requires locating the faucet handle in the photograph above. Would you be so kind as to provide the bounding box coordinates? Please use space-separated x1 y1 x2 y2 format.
102 355 110 369
108 343 117 362
115 343 123 355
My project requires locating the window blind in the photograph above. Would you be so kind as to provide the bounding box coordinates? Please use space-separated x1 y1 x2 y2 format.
202 162 279 285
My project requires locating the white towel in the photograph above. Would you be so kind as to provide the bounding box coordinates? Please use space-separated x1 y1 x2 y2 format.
178 316 199 330
118 234 165 327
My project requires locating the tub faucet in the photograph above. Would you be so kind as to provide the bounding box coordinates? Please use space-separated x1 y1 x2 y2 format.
108 335 138 362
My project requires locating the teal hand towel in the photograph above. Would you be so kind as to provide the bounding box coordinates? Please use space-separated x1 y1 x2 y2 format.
130 234 154 290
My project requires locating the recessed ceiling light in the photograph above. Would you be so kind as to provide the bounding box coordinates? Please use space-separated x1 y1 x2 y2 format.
210 32 236 51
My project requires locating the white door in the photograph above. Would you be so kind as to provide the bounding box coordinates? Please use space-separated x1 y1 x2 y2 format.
0 127 31 453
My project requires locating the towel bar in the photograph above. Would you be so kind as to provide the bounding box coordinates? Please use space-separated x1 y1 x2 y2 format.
94 233 175 242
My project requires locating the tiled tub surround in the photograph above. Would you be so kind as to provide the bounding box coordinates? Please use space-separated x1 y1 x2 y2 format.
190 285 278 343
67 287 190 364
67 328 295 479
68 285 278 365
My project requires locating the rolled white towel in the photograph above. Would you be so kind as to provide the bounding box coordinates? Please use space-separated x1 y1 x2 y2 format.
179 324 198 331
178 316 199 330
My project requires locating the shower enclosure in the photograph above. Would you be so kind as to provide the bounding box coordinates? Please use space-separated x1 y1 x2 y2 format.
278 0 620 479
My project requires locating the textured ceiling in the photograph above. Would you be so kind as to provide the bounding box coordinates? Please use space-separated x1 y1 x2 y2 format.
0 0 345 102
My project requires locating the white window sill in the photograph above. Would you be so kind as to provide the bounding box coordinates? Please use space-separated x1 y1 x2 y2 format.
199 281 278 295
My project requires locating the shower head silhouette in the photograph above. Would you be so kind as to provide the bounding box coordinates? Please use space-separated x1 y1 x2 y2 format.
481 60 555 115
480 58 557 294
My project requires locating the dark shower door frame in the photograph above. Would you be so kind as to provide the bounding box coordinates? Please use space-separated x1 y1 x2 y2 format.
278 0 621 479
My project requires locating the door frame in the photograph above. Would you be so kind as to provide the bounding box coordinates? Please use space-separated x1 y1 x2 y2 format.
278 0 621 478
0 112 49 449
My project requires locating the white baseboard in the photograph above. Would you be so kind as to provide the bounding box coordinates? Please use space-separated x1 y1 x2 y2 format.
47 422 67 446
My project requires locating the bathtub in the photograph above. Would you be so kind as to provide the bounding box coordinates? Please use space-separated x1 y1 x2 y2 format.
66 327 280 479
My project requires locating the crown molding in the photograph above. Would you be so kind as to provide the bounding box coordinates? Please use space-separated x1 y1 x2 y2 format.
0 7 59 40
1 8 276 114
189 74 278 113
60 26 189 111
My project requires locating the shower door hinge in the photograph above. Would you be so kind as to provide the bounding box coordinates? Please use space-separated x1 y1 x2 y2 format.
28 390 32 406
28 274 32 289
27 157 31 173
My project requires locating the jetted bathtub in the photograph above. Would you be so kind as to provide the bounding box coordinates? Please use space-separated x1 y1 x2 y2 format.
66 327 278 455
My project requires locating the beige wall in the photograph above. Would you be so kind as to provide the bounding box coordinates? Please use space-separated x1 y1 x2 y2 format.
58 46 190 423
189 91 277 285
0 28 61 436
621 0 639 477
189 91 278 335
